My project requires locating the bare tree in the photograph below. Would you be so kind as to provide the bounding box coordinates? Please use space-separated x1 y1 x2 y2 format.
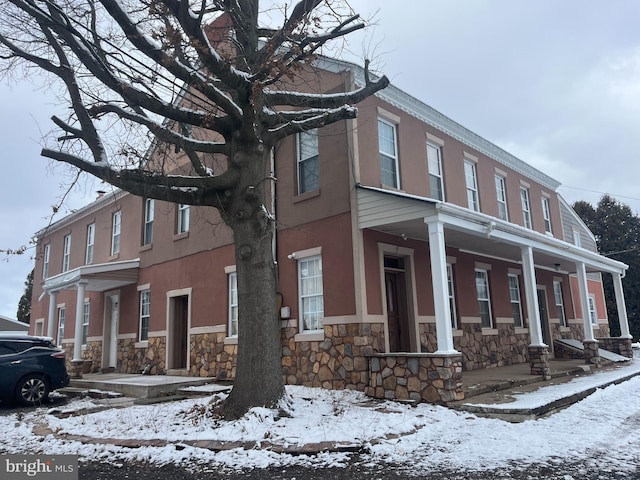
0 0 388 419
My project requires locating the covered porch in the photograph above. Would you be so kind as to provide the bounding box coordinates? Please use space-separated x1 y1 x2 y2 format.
356 186 631 403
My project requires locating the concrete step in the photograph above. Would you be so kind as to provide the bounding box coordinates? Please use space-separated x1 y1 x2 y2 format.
556 338 630 363
69 373 214 399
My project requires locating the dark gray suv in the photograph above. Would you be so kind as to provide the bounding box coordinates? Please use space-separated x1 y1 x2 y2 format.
0 335 70 405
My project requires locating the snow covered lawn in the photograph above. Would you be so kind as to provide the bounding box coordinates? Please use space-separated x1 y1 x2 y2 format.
2 360 640 476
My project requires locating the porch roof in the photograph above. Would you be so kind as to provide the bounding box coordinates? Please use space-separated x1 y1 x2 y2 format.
42 259 140 294
356 185 628 276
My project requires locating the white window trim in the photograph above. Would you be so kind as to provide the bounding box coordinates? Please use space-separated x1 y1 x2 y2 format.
427 141 445 201
82 300 90 345
573 229 581 247
298 254 324 333
495 174 508 221
86 223 95 265
464 160 479 211
177 204 190 234
57 306 66 346
542 197 552 233
508 273 524 328
446 263 457 329
520 187 532 229
111 211 122 256
143 199 154 245
475 269 493 328
378 117 400 189
297 129 319 195
553 280 567 327
228 271 238 337
588 294 598 326
43 244 50 279
62 235 71 273
139 289 151 342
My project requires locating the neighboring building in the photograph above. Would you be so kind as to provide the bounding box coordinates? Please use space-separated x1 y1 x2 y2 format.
29 53 632 403
0 315 29 332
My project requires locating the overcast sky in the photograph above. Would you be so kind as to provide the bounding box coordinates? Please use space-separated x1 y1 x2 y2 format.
1 0 639 319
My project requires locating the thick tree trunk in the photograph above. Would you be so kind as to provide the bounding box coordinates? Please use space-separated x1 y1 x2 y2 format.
221 144 285 419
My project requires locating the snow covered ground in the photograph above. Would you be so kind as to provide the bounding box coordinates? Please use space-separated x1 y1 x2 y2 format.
2 354 640 477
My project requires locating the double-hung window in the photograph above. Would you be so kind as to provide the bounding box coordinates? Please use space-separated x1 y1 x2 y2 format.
553 281 566 327
427 142 444 200
378 119 399 189
588 295 597 326
297 129 319 194
464 160 479 211
85 223 95 265
111 211 121 256
43 244 50 279
177 204 190 234
495 175 508 221
139 290 150 342
446 264 457 329
299 255 324 332
573 229 581 247
57 307 65 346
62 235 71 272
228 272 238 337
520 187 532 229
82 302 90 345
143 199 154 245
542 197 552 233
508 274 524 328
475 269 493 328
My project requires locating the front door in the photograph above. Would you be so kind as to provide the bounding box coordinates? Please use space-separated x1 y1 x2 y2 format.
102 294 119 371
385 257 411 352
537 288 552 353
168 295 189 370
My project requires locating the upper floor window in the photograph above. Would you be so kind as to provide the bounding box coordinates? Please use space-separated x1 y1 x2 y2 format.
553 280 566 327
139 289 150 342
177 204 190 234
299 255 324 332
62 235 71 272
427 142 444 201
520 187 532 229
475 269 493 328
495 175 508 221
228 272 238 337
542 197 552 233
111 211 121 256
508 274 524 328
82 302 90 345
85 223 95 265
43 244 50 279
446 263 457 329
464 160 479 211
297 129 319 194
143 199 154 245
378 118 399 189
588 295 597 326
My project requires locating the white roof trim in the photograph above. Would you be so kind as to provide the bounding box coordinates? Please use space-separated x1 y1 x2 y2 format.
42 258 140 294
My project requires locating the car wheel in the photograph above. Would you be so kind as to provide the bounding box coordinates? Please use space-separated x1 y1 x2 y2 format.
14 375 50 405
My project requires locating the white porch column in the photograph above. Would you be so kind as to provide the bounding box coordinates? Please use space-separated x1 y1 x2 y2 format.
73 281 87 362
426 218 458 354
576 261 595 342
612 272 632 339
521 246 545 347
46 291 58 339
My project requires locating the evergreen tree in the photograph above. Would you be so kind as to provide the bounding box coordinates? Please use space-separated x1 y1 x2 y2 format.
17 268 33 324
573 195 640 338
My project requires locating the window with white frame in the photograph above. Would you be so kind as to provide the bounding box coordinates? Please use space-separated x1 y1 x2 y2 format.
520 187 532 229
299 255 324 332
177 204 190 234
228 272 238 337
111 211 121 255
43 244 50 279
588 295 597 326
464 160 479 211
573 229 581 247
62 235 71 272
378 118 399 189
475 269 493 328
553 281 567 327
495 175 508 221
508 274 524 328
57 307 65 346
82 301 90 345
85 223 95 265
297 129 319 194
542 197 552 233
139 289 150 341
427 142 444 201
143 199 154 245
446 263 457 329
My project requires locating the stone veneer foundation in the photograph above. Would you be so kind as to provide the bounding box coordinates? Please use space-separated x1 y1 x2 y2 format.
596 337 633 358
583 340 601 368
190 332 237 379
528 345 551 380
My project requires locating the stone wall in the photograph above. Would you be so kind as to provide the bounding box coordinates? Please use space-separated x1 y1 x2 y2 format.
281 323 385 390
190 332 236 379
117 338 147 373
81 340 102 373
420 323 529 371
365 353 464 403
144 336 166 374
597 337 633 358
